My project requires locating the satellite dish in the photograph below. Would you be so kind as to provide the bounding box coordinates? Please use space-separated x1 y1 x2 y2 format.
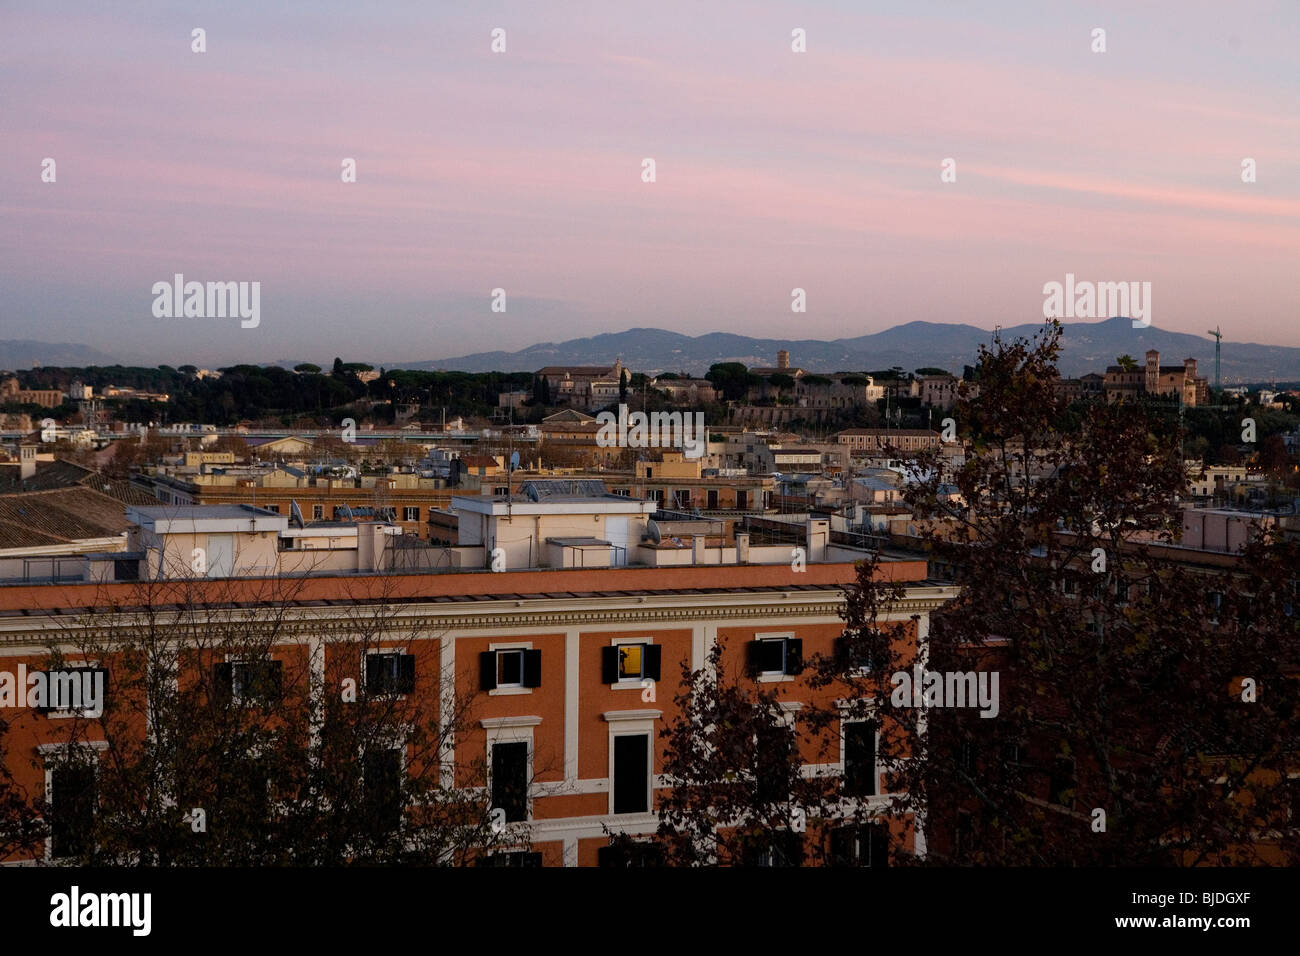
341 504 354 520
526 484 541 502
645 519 662 544
290 500 305 528
509 450 520 472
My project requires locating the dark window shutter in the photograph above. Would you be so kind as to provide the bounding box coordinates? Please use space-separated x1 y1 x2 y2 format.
213 662 233 704
265 661 283 701
365 655 383 695
601 646 619 684
844 722 876 796
479 651 497 691
745 640 761 677
523 649 542 687
397 654 416 694
833 636 849 672
644 645 662 682
785 639 803 675
829 826 853 867
33 671 52 715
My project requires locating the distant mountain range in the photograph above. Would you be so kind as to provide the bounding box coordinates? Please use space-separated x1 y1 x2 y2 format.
404 318 1300 383
0 340 118 371
7 319 1299 384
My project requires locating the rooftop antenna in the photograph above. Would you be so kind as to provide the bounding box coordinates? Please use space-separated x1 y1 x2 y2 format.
1207 326 1222 390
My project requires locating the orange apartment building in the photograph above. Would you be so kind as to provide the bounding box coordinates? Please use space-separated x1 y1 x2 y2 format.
0 499 955 867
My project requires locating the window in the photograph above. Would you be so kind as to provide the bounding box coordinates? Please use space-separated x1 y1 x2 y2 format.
49 762 96 859
114 558 139 581
736 490 749 510
35 667 108 718
834 634 887 675
1206 591 1224 624
214 659 283 705
747 637 802 678
706 490 718 509
955 810 975 858
362 748 403 833
403 506 419 521
650 489 665 505
675 489 690 509
843 722 878 797
598 840 665 867
612 734 650 814
477 850 542 867
479 648 542 691
491 741 529 822
365 652 415 696
741 830 803 867
829 822 889 867
265 504 280 514
958 737 978 775
601 643 661 684
312 504 324 520
754 722 795 804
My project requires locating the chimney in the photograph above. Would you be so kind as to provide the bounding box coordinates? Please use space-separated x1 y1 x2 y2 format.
777 350 790 370
20 443 36 481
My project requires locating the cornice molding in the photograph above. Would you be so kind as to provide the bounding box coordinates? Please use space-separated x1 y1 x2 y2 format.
0 589 956 648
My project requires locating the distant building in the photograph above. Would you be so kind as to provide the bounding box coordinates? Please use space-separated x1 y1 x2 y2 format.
537 360 629 410
1103 351 1207 405
0 376 62 409
653 378 717 404
917 374 959 410
750 350 806 380
834 428 939 454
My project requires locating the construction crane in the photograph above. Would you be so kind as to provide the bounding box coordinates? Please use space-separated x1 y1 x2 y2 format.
1207 326 1222 390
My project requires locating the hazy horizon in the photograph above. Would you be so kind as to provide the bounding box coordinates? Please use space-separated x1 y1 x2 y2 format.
4 1 1298 366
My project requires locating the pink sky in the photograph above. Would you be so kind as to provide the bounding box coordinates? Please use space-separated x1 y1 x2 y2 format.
2 0 1297 365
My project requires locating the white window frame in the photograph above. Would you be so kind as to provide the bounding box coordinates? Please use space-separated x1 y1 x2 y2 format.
610 636 654 690
41 658 103 720
39 741 108 863
603 710 660 817
482 716 541 824
839 713 881 800
488 641 533 696
363 646 411 699
223 655 284 706
755 631 796 683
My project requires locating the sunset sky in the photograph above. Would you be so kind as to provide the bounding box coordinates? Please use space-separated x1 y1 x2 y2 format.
3 0 1298 366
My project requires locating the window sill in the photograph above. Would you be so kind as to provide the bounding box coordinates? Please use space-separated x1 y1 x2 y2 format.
758 673 796 683
611 680 648 691
488 686 533 697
